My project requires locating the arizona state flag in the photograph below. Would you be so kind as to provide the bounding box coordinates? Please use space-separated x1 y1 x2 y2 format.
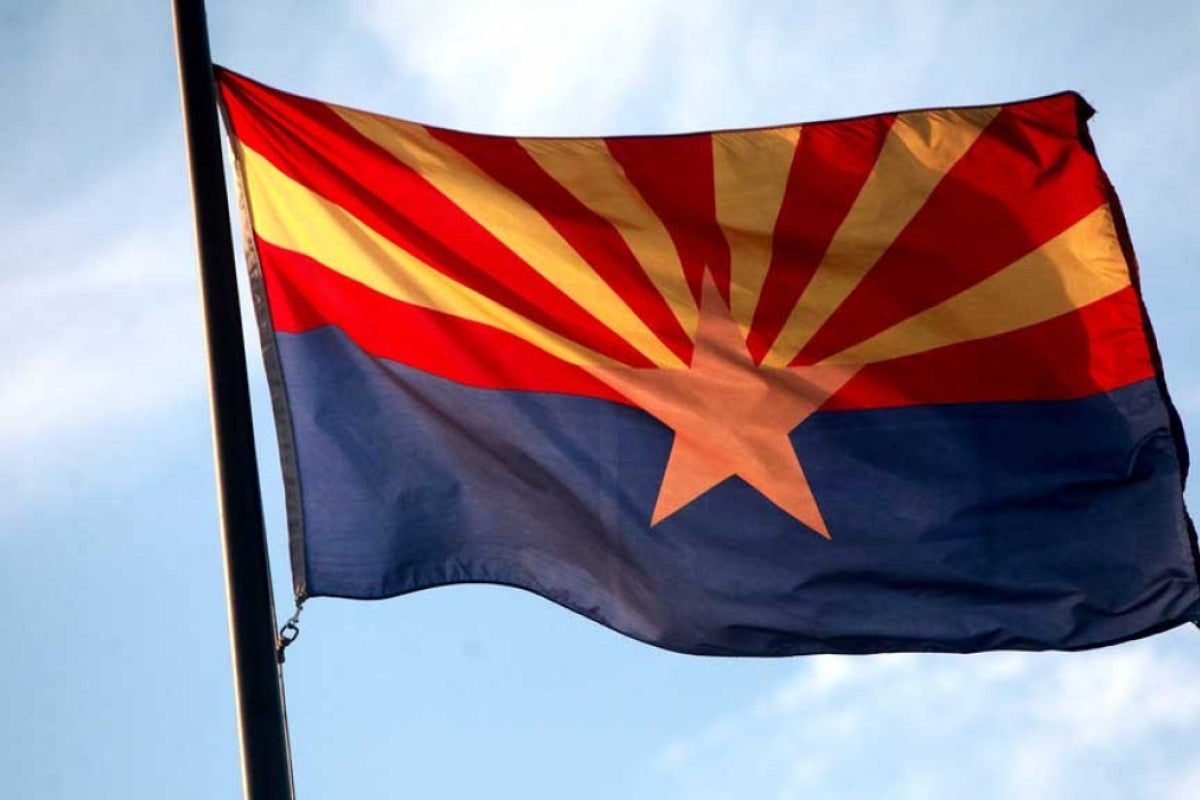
216 68 1198 655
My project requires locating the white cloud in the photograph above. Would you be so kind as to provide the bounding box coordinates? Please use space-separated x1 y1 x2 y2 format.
352 0 938 134
0 225 203 446
663 0 951 130
0 206 218 515
350 0 977 136
0 134 215 462
353 0 703 133
658 630 1200 800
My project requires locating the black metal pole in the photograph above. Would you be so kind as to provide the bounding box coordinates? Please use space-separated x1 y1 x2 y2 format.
171 1 295 797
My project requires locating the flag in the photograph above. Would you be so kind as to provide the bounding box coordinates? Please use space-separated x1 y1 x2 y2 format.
216 67 1198 655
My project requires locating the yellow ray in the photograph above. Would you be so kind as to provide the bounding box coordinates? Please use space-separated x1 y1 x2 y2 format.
519 137 698 340
822 205 1129 365
236 142 619 369
712 126 802 337
760 105 1001 368
333 105 685 368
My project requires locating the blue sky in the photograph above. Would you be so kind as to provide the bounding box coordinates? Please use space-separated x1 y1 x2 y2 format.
2 1 1199 797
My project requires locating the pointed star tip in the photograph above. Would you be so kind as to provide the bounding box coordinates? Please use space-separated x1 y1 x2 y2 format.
648 499 677 528
806 514 831 539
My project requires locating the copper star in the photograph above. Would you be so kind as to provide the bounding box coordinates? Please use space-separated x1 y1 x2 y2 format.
586 276 857 537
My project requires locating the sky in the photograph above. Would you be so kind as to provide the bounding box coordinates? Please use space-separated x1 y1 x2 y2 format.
1 1 1199 797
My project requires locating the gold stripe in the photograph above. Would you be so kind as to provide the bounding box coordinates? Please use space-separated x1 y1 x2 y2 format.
519 137 699 340
823 205 1129 365
237 142 619 368
760 106 1001 367
713 126 801 336
332 105 686 368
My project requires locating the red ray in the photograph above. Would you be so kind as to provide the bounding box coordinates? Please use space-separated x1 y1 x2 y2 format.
218 69 653 368
746 114 896 363
605 134 730 305
798 95 1106 365
426 129 694 364
824 287 1153 411
259 237 630 403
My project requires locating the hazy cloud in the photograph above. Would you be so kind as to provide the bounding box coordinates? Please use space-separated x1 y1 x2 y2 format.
354 0 738 133
0 148 205 452
658 631 1200 799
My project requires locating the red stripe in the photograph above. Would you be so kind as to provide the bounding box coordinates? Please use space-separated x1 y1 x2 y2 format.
605 134 730 306
746 114 896 363
426 128 694 364
217 68 654 368
824 287 1154 411
799 95 1108 364
258 237 630 403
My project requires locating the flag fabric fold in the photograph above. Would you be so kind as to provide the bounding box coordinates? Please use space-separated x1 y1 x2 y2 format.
216 67 1198 655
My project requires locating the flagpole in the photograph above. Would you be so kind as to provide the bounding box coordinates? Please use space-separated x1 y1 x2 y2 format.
171 1 295 797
